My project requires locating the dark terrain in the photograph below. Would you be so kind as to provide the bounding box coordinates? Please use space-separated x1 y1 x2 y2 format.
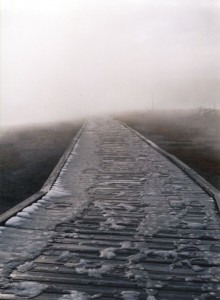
119 109 220 191
0 120 82 214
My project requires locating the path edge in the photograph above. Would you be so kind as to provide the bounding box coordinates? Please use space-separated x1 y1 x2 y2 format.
118 120 220 213
0 121 87 225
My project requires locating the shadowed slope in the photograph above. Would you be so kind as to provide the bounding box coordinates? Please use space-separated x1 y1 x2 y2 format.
0 121 82 214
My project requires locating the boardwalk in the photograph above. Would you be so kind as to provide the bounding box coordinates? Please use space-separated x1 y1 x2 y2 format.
0 119 220 299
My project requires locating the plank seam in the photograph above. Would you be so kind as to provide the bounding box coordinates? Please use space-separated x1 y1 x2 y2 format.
117 120 220 214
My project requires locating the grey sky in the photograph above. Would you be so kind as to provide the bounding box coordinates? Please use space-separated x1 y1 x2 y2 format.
1 0 220 126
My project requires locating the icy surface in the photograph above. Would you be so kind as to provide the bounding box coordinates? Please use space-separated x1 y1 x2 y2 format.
59 290 90 300
100 247 117 259
5 216 24 227
121 291 140 300
6 281 48 297
17 211 32 218
87 264 114 277
0 121 100 289
0 118 220 298
57 250 78 262
17 261 34 273
120 241 132 249
101 217 124 230
70 257 115 278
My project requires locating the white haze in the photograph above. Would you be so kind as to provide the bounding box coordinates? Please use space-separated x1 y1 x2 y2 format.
1 0 220 126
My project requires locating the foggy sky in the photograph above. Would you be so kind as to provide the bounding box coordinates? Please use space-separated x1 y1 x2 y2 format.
1 0 220 126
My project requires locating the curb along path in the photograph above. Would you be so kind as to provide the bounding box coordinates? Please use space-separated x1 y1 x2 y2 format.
0 118 220 299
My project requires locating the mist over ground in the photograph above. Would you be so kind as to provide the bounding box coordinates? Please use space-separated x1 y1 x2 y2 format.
0 120 82 214
119 109 220 190
1 0 220 127
0 109 219 214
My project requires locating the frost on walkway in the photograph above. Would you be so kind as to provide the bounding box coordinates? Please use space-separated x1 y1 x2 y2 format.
0 119 220 299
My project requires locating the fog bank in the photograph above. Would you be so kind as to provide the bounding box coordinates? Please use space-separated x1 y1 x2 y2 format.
1 0 220 126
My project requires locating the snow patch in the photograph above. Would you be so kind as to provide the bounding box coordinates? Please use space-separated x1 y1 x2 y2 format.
104 218 124 230
17 261 34 273
100 247 117 259
22 203 40 213
69 258 114 278
46 186 71 198
57 251 78 262
17 212 32 218
120 241 132 249
5 216 23 227
87 264 114 278
128 252 146 264
59 290 90 300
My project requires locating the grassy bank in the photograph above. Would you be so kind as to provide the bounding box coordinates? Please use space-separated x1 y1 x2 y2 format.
0 120 82 214
118 109 220 191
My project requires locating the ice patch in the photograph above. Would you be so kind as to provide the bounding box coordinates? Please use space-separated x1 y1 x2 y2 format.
171 259 204 272
121 291 140 299
5 216 24 227
68 259 88 274
47 186 71 198
100 247 117 259
185 277 193 282
194 293 217 300
64 262 77 268
6 281 48 298
91 294 102 299
104 218 124 230
120 241 132 249
22 204 39 214
146 289 157 300
146 249 178 260
59 290 90 300
17 212 31 218
94 201 105 210
17 261 34 273
128 252 146 264
57 251 78 262
70 258 114 278
87 264 114 278
192 265 204 272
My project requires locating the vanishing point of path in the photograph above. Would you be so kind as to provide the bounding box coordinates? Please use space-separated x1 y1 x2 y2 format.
0 119 220 299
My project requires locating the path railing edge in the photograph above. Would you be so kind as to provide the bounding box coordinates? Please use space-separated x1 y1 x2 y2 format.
0 121 87 225
118 120 220 213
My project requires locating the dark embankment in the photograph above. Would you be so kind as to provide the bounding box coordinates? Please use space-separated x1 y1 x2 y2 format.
0 120 83 214
118 109 220 191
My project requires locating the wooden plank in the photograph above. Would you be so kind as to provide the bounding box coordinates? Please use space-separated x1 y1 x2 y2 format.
2 118 220 299
0 121 87 225
118 120 220 213
11 271 141 288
